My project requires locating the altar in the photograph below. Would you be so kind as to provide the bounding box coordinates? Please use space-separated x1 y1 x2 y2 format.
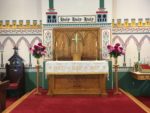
46 60 109 96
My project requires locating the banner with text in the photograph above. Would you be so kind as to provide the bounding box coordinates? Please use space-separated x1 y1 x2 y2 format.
58 15 96 23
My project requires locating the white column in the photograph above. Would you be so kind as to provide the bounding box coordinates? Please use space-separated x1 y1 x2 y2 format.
112 0 117 19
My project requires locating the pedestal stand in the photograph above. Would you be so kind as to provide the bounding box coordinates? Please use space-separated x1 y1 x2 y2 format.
113 58 121 95
34 61 41 95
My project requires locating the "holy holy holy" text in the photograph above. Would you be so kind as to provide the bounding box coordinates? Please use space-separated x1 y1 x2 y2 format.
58 15 96 23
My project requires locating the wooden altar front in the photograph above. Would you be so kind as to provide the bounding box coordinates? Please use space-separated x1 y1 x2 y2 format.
46 61 108 96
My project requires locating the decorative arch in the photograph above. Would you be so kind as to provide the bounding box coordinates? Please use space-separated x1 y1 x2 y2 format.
16 37 30 49
112 35 125 47
0 42 2 50
30 37 42 47
125 35 139 50
139 35 150 49
2 37 15 49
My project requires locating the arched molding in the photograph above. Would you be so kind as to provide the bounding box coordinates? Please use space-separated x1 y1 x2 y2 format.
30 37 42 47
16 37 30 49
139 35 150 49
112 35 125 48
2 37 15 49
125 35 139 51
0 42 2 50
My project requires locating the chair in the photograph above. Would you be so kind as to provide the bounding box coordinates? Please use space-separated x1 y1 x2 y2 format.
5 63 25 96
5 46 25 97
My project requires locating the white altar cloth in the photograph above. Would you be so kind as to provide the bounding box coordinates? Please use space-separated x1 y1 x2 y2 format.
45 60 109 75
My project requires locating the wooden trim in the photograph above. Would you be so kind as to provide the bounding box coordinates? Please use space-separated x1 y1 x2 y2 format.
46 72 108 75
3 89 35 113
130 71 150 80
120 88 150 113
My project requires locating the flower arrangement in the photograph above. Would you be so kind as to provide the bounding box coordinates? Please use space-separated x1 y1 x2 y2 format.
30 42 46 64
107 43 125 58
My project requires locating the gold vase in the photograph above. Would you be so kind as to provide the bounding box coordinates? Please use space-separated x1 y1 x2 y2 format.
34 59 41 95
72 53 81 61
114 57 121 95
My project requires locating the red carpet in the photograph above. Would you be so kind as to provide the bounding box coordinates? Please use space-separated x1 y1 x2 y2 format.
6 97 18 107
136 96 150 108
8 89 146 113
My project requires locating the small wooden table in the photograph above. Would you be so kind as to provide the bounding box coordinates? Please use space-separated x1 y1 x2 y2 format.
131 71 150 80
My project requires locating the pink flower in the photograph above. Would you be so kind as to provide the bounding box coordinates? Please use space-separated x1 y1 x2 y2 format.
118 47 122 53
119 47 123 50
29 47 33 54
115 43 120 47
42 46 46 49
38 43 42 46
30 42 46 59
107 45 111 49
34 45 38 49
41 46 46 51
114 45 118 49
109 47 114 53
107 45 114 52
107 43 125 58
114 48 119 53
121 51 125 55
41 51 46 55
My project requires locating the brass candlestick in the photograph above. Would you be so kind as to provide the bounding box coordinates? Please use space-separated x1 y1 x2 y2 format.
34 59 41 95
55 42 58 60
114 58 121 95
96 42 98 60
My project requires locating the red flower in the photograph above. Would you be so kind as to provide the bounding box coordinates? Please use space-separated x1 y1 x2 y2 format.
34 45 38 49
107 43 125 58
30 42 46 59
38 43 42 46
115 43 120 47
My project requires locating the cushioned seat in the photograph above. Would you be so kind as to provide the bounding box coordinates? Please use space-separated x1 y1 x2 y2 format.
5 63 25 97
8 83 19 89
5 46 25 97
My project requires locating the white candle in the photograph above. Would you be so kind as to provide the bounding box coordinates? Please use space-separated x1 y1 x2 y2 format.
56 42 57 47
130 58 131 66
144 58 145 64
96 42 98 60
96 41 97 47
61 41 63 47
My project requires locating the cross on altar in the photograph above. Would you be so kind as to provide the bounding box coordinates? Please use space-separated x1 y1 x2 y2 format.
72 33 81 53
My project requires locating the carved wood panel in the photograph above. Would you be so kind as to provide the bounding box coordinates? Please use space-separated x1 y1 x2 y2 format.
53 28 101 60
47 74 107 95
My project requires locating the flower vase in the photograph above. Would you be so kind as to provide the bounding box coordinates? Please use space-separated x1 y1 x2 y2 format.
72 53 81 61
34 58 41 95
114 58 121 95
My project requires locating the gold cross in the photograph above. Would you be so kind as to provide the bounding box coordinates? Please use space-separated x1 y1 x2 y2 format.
72 33 81 53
